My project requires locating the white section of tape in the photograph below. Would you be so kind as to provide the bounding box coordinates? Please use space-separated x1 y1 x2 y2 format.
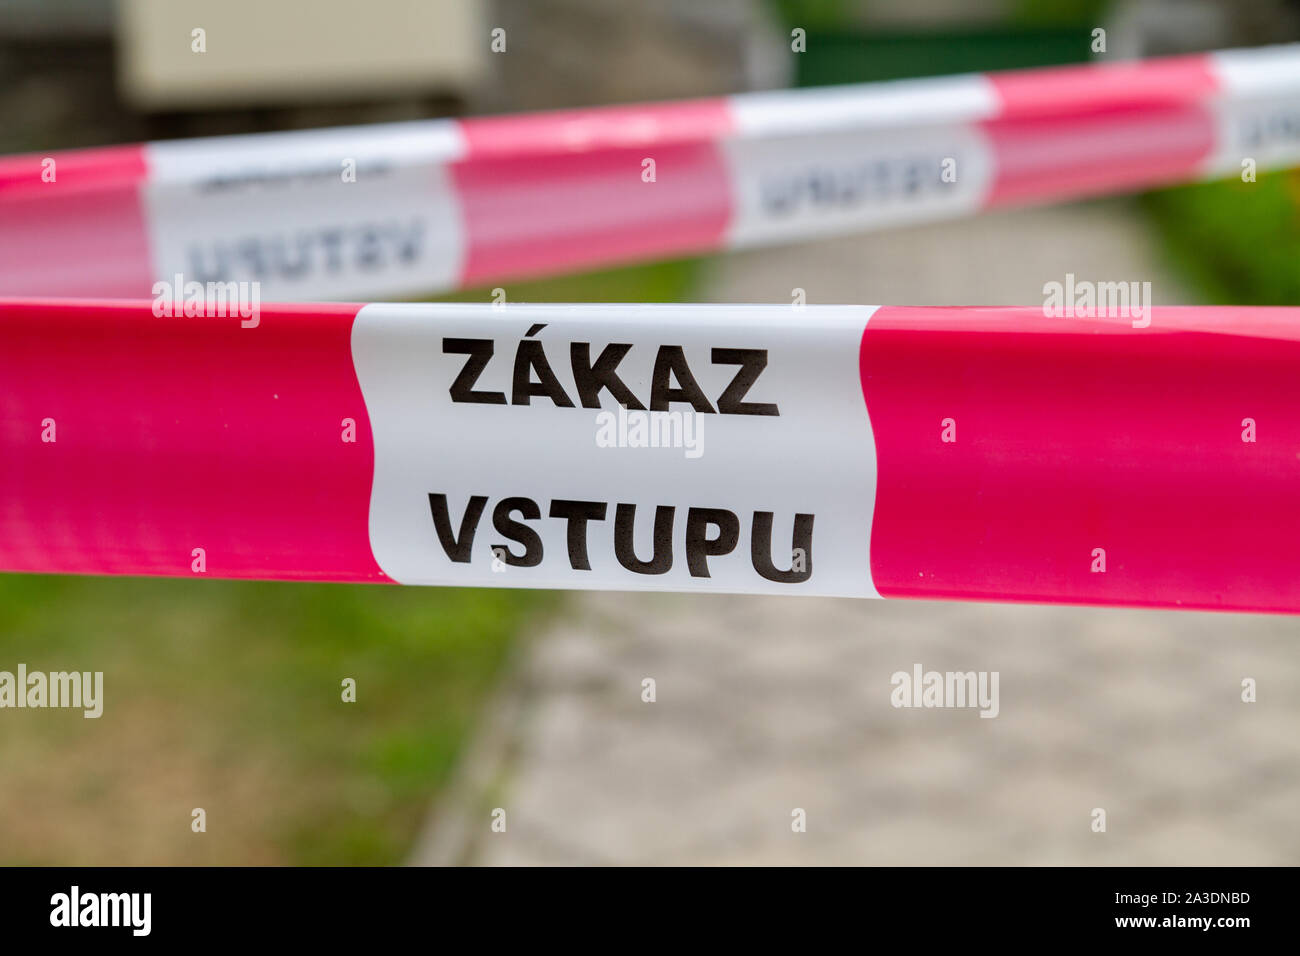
351 303 881 597
722 123 994 249
1201 97 1300 178
1204 46 1300 176
1209 44 1300 98
144 119 466 183
142 151 466 299
728 73 998 137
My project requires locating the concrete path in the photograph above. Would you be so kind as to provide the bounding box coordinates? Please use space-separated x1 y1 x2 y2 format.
413 200 1300 866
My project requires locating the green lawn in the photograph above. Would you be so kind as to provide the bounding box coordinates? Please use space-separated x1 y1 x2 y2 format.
0 575 552 864
1144 170 1300 306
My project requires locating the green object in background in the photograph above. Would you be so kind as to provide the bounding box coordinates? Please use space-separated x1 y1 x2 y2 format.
435 257 703 305
791 28 1095 87
1144 172 1300 306
768 0 1112 86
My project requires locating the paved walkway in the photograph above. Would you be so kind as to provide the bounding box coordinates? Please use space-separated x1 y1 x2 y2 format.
413 200 1300 866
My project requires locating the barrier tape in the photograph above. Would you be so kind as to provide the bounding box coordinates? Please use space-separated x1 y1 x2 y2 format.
3 44 1300 301
4 298 1299 613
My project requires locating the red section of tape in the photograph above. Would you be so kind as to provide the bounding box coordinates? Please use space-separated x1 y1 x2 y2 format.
0 299 385 582
861 306 1300 613
0 146 154 298
454 99 734 284
0 187 154 298
983 105 1216 207
458 98 734 158
0 144 148 197
452 141 733 287
987 54 1220 119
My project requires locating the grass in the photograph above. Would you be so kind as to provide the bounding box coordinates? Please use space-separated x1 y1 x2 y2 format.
0 575 554 865
1144 170 1300 306
432 256 703 305
0 257 701 865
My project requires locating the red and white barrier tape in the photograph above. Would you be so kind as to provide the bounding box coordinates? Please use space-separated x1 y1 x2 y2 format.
3 297 1299 613
2 44 1299 300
